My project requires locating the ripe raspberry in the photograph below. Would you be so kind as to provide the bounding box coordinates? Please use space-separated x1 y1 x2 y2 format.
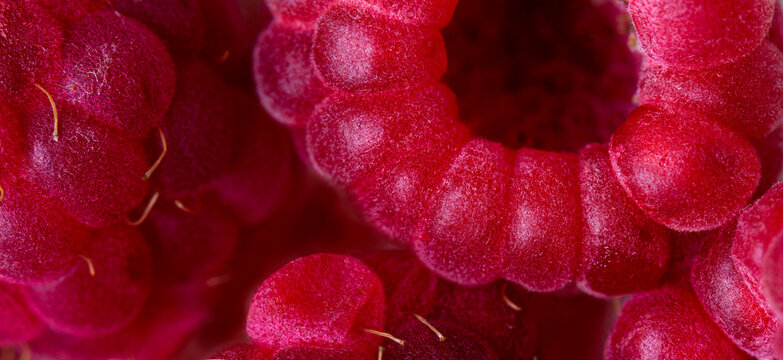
691 224 777 358
312 2 447 93
0 0 63 100
609 106 761 231
628 0 776 69
25 225 153 337
0 281 45 346
57 11 176 138
606 287 751 360
640 41 783 140
246 254 386 358
578 144 670 297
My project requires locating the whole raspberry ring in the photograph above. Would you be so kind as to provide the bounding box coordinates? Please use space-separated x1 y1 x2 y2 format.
253 0 783 293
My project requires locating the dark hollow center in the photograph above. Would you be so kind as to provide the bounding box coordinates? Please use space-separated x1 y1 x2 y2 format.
442 0 640 152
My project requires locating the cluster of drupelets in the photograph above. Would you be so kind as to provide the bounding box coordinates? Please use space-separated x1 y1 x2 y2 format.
3 0 783 359
229 0 783 359
0 0 324 359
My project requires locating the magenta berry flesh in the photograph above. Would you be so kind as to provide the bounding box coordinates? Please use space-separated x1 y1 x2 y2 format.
578 144 670 297
0 180 90 284
312 3 447 93
606 287 751 360
0 281 45 346
503 149 582 292
157 61 238 199
23 101 150 228
609 106 761 231
691 225 777 358
246 254 386 357
639 41 783 140
628 0 776 69
58 11 176 138
25 225 153 337
0 0 62 99
415 139 508 286
732 182 783 284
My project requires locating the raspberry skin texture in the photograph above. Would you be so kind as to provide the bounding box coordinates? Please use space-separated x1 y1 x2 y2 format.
771 2 783 52
312 2 447 93
503 149 583 292
577 144 670 297
306 85 462 189
23 101 150 228
606 287 751 360
0 0 63 100
266 0 337 27
414 139 509 286
333 87 469 245
254 22 332 126
212 343 270 360
57 11 176 138
156 61 238 199
764 233 783 317
0 281 45 346
145 197 240 286
732 182 783 284
246 254 386 358
628 0 776 69
639 40 783 140
691 225 777 358
365 0 458 29
609 106 761 232
0 181 90 285
25 225 153 338
384 318 500 360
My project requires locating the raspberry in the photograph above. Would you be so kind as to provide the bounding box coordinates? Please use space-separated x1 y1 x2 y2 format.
29 291 209 360
606 287 750 360
145 196 240 286
274 346 365 360
156 61 238 199
246 254 386 358
212 343 269 360
503 149 582 292
366 0 458 29
414 139 509 286
266 0 337 26
771 3 783 51
23 100 150 228
318 86 468 244
33 0 108 27
0 281 45 346
0 101 24 173
732 182 783 284
58 11 176 138
764 233 783 317
363 251 537 359
691 224 777 358
609 106 761 231
312 3 447 92
253 23 331 126
25 225 153 337
0 0 63 100
0 180 90 284
628 0 776 69
640 41 783 140
383 318 500 360
577 144 670 297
